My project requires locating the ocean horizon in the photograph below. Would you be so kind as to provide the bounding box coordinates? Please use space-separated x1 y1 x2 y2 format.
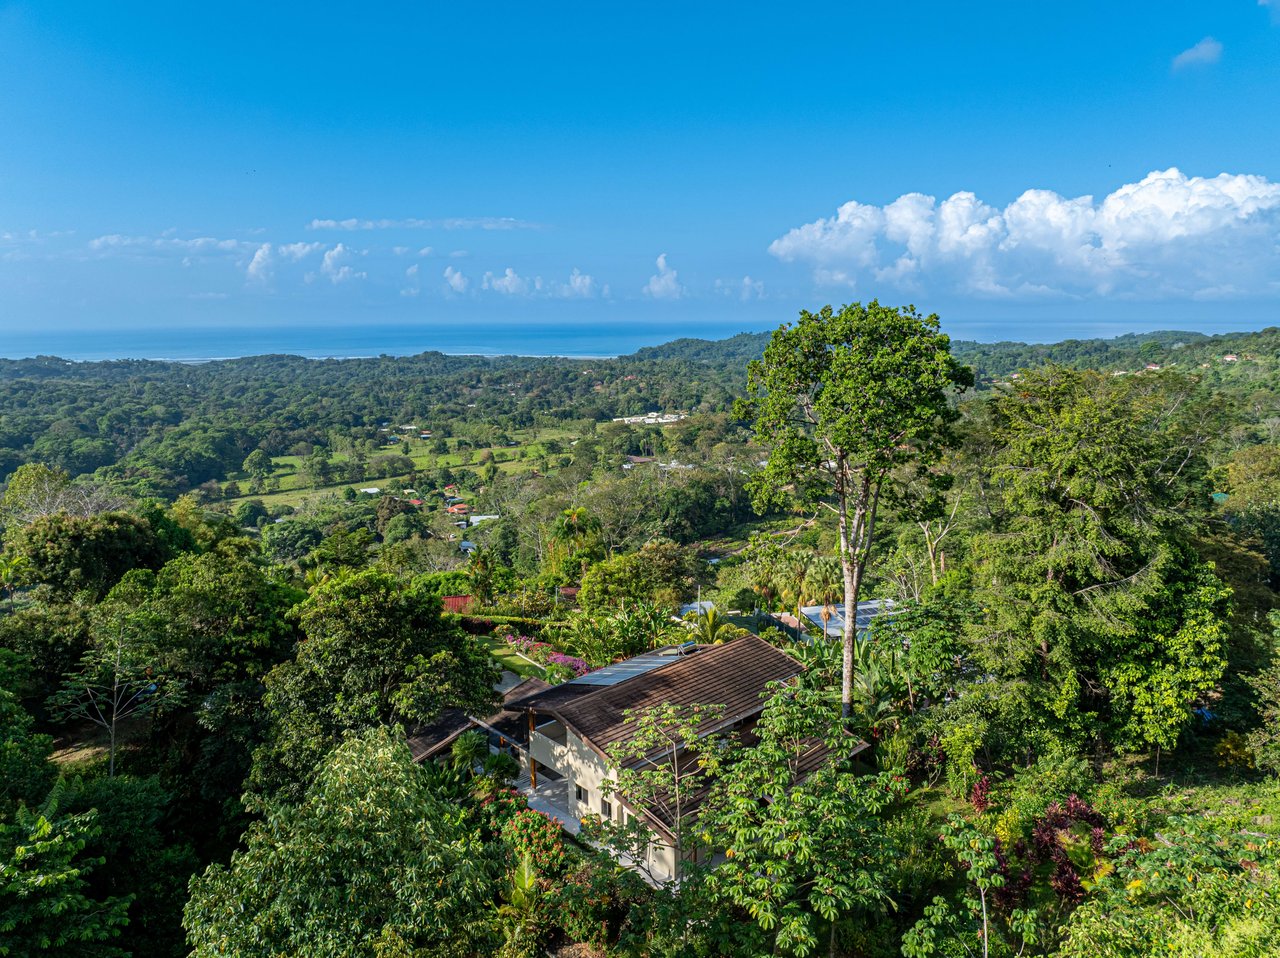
2 315 1275 363
0 320 752 363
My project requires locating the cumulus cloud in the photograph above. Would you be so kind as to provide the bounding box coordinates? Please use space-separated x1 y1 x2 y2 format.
277 241 322 262
307 216 541 231
557 268 597 298
769 168 1280 300
246 243 273 284
443 265 469 293
1172 36 1222 70
312 243 366 284
643 253 684 300
483 267 533 295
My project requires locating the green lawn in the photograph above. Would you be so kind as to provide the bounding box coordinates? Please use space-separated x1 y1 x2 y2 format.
221 428 576 509
481 634 547 679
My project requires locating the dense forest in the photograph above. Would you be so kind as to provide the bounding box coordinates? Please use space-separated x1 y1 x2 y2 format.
2 311 1280 957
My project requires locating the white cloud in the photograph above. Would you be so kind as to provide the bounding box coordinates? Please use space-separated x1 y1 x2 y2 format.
443 265 469 293
716 275 765 300
89 234 247 253
769 168 1280 300
483 267 532 295
405 263 420 278
643 253 684 299
1172 36 1222 70
558 268 597 298
278 241 323 262
246 243 273 284
418 246 434 257
307 216 541 231
313 243 366 284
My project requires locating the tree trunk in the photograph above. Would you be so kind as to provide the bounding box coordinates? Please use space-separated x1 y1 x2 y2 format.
838 502 856 720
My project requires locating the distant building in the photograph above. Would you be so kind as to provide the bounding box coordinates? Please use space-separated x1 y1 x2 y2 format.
440 594 473 614
610 411 689 426
798 598 897 639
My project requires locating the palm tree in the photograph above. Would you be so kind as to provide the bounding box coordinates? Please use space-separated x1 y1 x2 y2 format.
804 556 843 640
690 607 737 644
451 729 488 773
552 506 598 553
0 552 30 612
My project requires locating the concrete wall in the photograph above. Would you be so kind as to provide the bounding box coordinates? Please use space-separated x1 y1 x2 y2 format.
531 724 679 882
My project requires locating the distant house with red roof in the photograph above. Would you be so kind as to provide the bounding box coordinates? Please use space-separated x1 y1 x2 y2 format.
447 503 471 515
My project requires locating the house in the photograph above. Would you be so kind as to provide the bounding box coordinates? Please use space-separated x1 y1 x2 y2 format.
447 503 471 515
502 635 851 883
468 514 500 526
407 677 551 766
798 598 896 639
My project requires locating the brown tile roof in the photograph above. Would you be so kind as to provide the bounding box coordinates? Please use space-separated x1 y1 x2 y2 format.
406 709 471 762
504 679 601 712
407 676 551 761
551 635 804 758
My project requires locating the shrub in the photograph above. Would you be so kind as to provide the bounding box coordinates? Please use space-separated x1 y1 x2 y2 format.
505 635 590 677
502 808 567 876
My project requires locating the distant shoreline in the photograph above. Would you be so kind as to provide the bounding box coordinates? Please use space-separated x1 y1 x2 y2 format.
3 320 1277 365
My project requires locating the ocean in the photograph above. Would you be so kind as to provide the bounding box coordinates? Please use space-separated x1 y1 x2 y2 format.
2 314 1271 363
0 319 768 362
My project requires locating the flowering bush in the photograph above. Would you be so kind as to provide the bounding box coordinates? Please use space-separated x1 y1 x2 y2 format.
505 634 591 677
479 787 531 837
503 807 568 876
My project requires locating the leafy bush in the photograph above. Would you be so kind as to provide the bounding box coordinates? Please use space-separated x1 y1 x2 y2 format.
502 808 567 876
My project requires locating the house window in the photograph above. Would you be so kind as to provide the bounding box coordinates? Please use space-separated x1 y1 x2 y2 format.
575 784 587 804
601 797 612 818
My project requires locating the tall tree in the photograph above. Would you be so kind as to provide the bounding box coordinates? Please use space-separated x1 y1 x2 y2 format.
249 569 498 800
963 367 1227 758
50 588 184 777
741 302 972 716
186 727 499 957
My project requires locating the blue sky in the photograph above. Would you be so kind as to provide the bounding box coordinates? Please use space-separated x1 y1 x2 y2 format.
2 1 1280 347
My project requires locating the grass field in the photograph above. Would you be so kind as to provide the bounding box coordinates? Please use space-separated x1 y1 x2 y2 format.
221 425 580 510
481 634 547 679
